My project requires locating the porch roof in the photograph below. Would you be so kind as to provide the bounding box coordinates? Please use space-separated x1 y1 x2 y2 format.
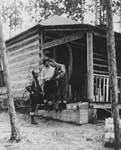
6 15 121 46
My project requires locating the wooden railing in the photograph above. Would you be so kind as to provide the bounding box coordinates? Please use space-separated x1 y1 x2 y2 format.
93 74 121 103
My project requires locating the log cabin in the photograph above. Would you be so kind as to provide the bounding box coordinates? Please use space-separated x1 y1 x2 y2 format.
1 15 121 121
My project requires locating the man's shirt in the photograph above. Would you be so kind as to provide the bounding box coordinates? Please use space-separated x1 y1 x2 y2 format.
40 65 55 81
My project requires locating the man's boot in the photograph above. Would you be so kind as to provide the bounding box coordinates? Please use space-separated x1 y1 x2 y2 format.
31 116 38 125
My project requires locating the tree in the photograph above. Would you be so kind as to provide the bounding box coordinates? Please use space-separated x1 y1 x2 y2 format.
1 0 23 37
104 0 120 149
0 14 22 142
64 0 86 23
26 0 52 23
26 0 86 23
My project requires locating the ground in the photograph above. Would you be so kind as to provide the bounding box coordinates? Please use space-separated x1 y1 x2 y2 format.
0 111 114 150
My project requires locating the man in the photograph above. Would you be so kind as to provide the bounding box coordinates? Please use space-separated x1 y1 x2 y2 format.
26 70 44 124
40 58 56 110
39 51 67 111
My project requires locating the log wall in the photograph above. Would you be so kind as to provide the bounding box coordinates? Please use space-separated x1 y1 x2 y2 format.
7 34 40 100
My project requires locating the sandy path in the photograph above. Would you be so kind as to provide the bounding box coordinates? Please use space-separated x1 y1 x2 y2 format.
0 111 113 150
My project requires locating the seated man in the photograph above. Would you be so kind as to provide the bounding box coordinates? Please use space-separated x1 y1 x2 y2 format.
26 70 44 124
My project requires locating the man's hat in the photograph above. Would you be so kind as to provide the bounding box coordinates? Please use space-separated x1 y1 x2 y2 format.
42 56 49 61
32 70 38 77
42 57 50 64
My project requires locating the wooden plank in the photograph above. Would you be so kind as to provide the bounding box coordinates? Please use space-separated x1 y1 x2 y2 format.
94 31 121 42
42 32 83 50
43 28 89 32
94 52 107 58
94 57 108 63
94 73 109 78
9 56 39 69
13 89 27 99
12 85 28 91
87 32 93 102
8 49 39 64
90 103 121 109
94 63 108 68
10 73 32 82
9 63 39 74
66 102 88 110
12 87 25 92
6 29 39 47
8 41 39 57
7 34 39 52
94 70 109 75
11 79 29 85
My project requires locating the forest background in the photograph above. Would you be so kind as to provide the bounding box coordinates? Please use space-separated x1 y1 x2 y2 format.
0 0 121 40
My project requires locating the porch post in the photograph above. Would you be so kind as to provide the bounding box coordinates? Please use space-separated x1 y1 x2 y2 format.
40 32 44 93
87 31 94 102
40 32 44 59
87 32 97 123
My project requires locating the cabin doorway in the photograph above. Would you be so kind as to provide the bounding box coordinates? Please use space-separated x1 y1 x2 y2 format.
45 43 86 103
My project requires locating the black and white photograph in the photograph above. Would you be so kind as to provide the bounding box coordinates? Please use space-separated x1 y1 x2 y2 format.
0 0 121 149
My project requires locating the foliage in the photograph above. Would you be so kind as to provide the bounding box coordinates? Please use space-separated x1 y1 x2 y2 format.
64 0 85 22
1 0 24 29
25 0 86 23
1 0 121 37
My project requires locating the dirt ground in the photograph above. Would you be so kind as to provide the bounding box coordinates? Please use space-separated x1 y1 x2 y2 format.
0 111 115 150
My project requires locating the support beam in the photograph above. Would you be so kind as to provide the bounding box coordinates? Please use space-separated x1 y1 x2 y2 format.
87 32 94 102
87 32 96 123
40 32 44 93
42 32 83 50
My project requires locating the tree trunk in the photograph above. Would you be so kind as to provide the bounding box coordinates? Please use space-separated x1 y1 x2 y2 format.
9 16 12 38
119 2 121 32
95 0 98 25
0 15 21 142
80 0 84 24
104 0 120 149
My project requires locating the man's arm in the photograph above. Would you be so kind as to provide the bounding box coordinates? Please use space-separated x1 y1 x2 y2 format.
49 58 66 73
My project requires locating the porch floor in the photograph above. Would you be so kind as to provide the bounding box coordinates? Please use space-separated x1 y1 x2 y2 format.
89 103 121 109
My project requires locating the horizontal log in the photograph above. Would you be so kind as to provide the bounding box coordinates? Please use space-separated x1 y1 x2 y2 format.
8 49 39 64
11 80 29 88
9 55 39 70
8 41 39 57
12 87 25 92
94 57 108 63
94 63 108 68
94 70 109 75
42 32 83 49
7 34 39 52
10 72 32 81
9 63 39 74
10 70 31 78
43 28 85 32
12 88 27 99
94 52 107 59
89 103 121 109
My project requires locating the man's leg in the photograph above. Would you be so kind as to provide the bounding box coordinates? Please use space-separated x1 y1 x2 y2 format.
30 94 38 125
